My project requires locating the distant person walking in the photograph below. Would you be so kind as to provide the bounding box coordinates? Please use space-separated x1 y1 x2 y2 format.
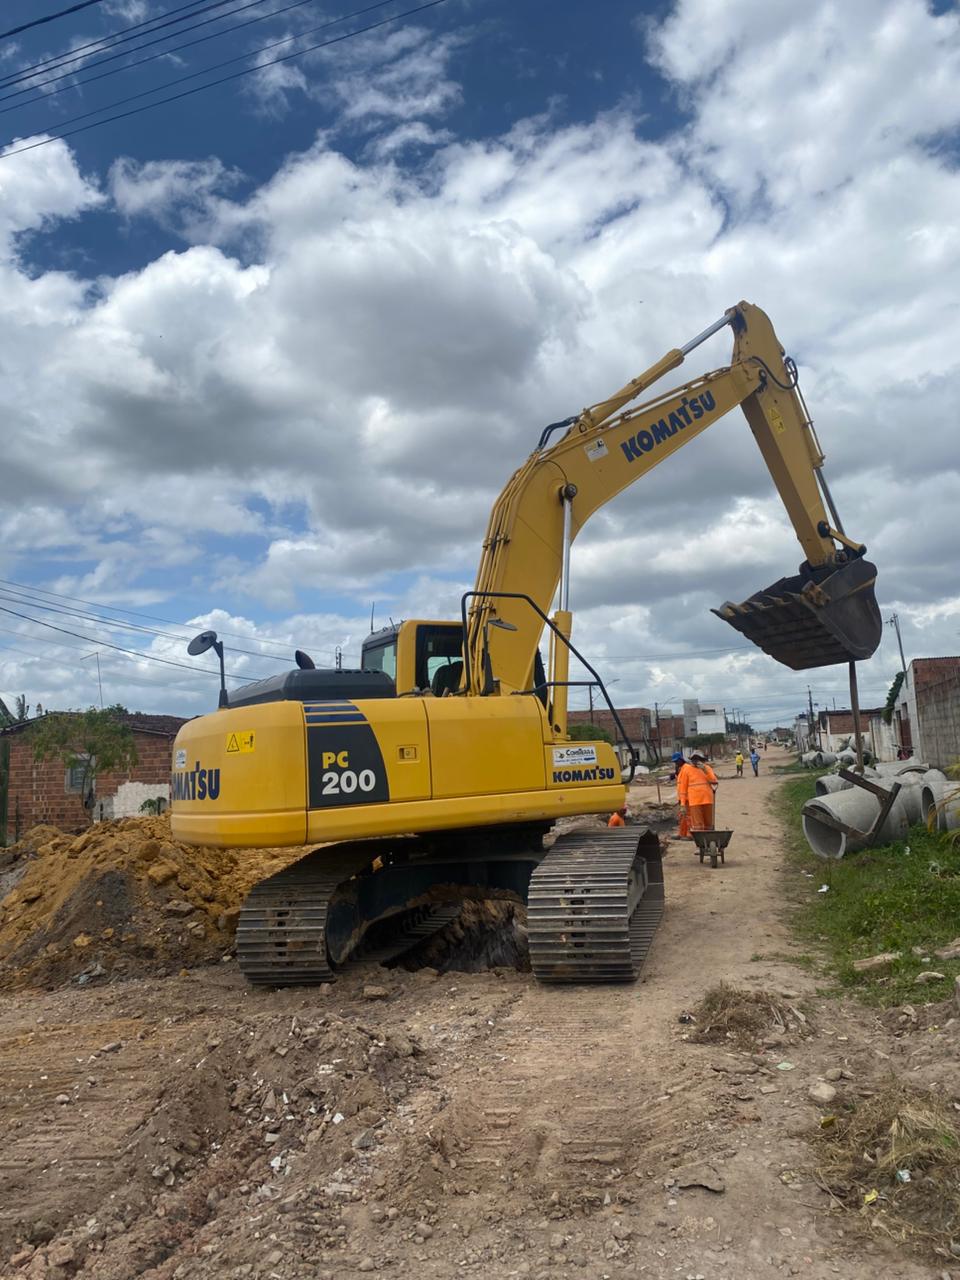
677 751 719 833
735 750 744 777
750 747 760 776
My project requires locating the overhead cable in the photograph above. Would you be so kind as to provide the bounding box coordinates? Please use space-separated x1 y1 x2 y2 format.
0 0 309 108
0 577 341 661
0 603 264 682
0 581 323 660
0 0 109 43
0 0 235 88
1 0 450 159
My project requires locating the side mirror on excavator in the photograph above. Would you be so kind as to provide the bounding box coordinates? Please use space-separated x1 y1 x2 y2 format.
482 617 518 695
187 629 229 707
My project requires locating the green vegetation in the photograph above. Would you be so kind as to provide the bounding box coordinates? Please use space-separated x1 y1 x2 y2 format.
883 669 906 724
777 772 960 1006
568 722 614 744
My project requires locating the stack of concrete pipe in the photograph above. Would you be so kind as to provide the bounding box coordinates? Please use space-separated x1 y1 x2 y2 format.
921 777 960 833
803 762 951 858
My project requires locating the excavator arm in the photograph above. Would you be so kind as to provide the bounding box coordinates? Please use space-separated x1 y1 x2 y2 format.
467 301 881 703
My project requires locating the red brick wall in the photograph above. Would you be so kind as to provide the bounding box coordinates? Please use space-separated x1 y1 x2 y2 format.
568 706 654 743
914 657 960 691
4 730 175 840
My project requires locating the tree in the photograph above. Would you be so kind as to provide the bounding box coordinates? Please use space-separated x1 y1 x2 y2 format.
0 696 29 725
569 722 615 744
29 705 139 822
882 670 905 724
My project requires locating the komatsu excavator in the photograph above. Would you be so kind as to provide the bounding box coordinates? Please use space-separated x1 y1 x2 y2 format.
170 302 881 986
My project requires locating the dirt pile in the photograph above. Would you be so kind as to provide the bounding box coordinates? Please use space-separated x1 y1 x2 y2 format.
690 982 813 1050
395 899 531 974
0 818 301 988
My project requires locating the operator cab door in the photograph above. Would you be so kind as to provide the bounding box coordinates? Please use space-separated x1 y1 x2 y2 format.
362 621 464 695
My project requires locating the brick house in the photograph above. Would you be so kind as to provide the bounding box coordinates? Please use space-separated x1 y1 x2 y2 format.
893 656 960 767
1 712 187 843
568 711 665 757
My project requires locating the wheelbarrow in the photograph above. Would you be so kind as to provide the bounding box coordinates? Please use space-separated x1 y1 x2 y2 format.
691 829 733 869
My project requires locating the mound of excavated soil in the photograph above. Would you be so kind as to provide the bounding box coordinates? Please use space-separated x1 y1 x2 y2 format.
0 818 303 989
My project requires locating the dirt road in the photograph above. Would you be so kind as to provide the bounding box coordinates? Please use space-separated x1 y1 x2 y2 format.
0 751 951 1279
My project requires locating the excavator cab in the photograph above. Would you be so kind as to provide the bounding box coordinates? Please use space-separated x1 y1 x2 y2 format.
714 555 881 671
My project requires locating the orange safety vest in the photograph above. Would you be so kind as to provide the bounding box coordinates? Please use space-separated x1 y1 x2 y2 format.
677 762 717 806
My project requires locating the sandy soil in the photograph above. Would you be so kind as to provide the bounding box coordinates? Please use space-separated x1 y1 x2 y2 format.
0 748 955 1280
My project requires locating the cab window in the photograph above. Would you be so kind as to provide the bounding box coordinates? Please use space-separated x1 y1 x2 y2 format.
363 639 397 681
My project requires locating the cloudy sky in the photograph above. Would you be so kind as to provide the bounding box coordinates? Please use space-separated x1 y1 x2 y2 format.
0 0 957 729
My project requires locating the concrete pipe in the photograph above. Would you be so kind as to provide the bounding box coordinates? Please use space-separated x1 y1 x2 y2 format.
872 759 922 775
802 786 909 859
800 752 819 768
812 751 839 768
920 780 960 832
816 774 852 796
887 770 943 823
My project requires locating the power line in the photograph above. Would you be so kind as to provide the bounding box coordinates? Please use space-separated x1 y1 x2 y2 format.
0 0 304 109
0 603 265 682
0 0 232 88
0 0 405 127
1 0 450 159
0 585 299 664
0 0 109 43
0 576 334 658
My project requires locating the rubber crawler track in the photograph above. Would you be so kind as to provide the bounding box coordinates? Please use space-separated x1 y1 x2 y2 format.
526 827 664 983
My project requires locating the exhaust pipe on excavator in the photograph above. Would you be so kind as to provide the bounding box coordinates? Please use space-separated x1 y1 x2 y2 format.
712 556 881 670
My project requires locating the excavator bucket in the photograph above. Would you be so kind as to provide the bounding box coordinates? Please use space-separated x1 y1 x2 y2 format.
712 557 881 671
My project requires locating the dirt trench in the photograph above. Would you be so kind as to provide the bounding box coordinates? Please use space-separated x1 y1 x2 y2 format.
0 749 954 1280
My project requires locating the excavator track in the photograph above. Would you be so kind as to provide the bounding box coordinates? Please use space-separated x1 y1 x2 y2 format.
238 828 663 987
236 847 373 986
526 827 664 984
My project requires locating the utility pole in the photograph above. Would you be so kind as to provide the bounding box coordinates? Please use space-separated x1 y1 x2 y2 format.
886 613 907 675
82 651 103 709
807 686 816 752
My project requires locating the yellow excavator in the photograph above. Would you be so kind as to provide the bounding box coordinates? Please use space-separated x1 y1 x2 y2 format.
170 302 881 985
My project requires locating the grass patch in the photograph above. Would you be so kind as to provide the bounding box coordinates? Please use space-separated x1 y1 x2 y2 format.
775 772 960 1006
816 1081 960 1258
690 982 812 1050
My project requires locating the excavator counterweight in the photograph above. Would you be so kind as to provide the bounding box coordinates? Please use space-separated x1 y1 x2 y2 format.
714 556 882 671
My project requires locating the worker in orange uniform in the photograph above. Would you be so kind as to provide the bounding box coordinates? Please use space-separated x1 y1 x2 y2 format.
608 806 628 827
677 750 719 833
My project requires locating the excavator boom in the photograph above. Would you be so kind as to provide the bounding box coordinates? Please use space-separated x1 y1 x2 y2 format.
469 301 881 693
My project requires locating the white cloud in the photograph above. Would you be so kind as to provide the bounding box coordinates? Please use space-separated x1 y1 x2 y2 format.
109 156 239 234
2 0 960 724
0 136 102 251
